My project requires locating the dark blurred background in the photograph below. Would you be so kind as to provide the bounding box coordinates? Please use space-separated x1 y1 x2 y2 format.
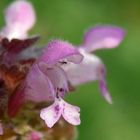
0 0 140 140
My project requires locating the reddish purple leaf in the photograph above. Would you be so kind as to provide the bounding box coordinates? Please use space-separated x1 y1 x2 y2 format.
8 83 26 117
1 36 40 53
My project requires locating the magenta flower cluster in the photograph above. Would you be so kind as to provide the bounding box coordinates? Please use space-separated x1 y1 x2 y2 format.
0 0 125 136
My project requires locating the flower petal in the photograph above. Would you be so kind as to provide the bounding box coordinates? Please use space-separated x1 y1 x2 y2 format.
63 49 112 103
39 62 69 97
63 49 102 85
25 64 55 102
82 25 125 52
5 0 35 31
1 26 28 40
62 99 80 125
39 40 83 65
99 69 112 104
2 0 36 39
40 98 62 128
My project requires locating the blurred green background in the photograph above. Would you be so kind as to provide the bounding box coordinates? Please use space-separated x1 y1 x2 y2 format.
1 0 140 140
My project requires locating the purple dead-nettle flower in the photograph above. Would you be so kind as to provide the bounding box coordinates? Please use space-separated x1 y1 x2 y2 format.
0 0 36 40
63 25 125 104
9 40 83 128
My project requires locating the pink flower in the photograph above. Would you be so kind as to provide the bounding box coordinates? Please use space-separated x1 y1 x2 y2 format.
1 0 36 40
8 40 83 127
63 25 125 104
25 40 83 102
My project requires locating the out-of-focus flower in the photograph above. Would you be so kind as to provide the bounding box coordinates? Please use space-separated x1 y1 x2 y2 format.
28 131 42 140
0 0 39 66
0 0 36 40
63 26 125 104
8 40 83 128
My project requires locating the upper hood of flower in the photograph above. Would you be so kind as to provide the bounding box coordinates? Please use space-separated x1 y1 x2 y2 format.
39 40 83 65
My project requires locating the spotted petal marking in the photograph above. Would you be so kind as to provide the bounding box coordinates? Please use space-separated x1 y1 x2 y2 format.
40 98 80 128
